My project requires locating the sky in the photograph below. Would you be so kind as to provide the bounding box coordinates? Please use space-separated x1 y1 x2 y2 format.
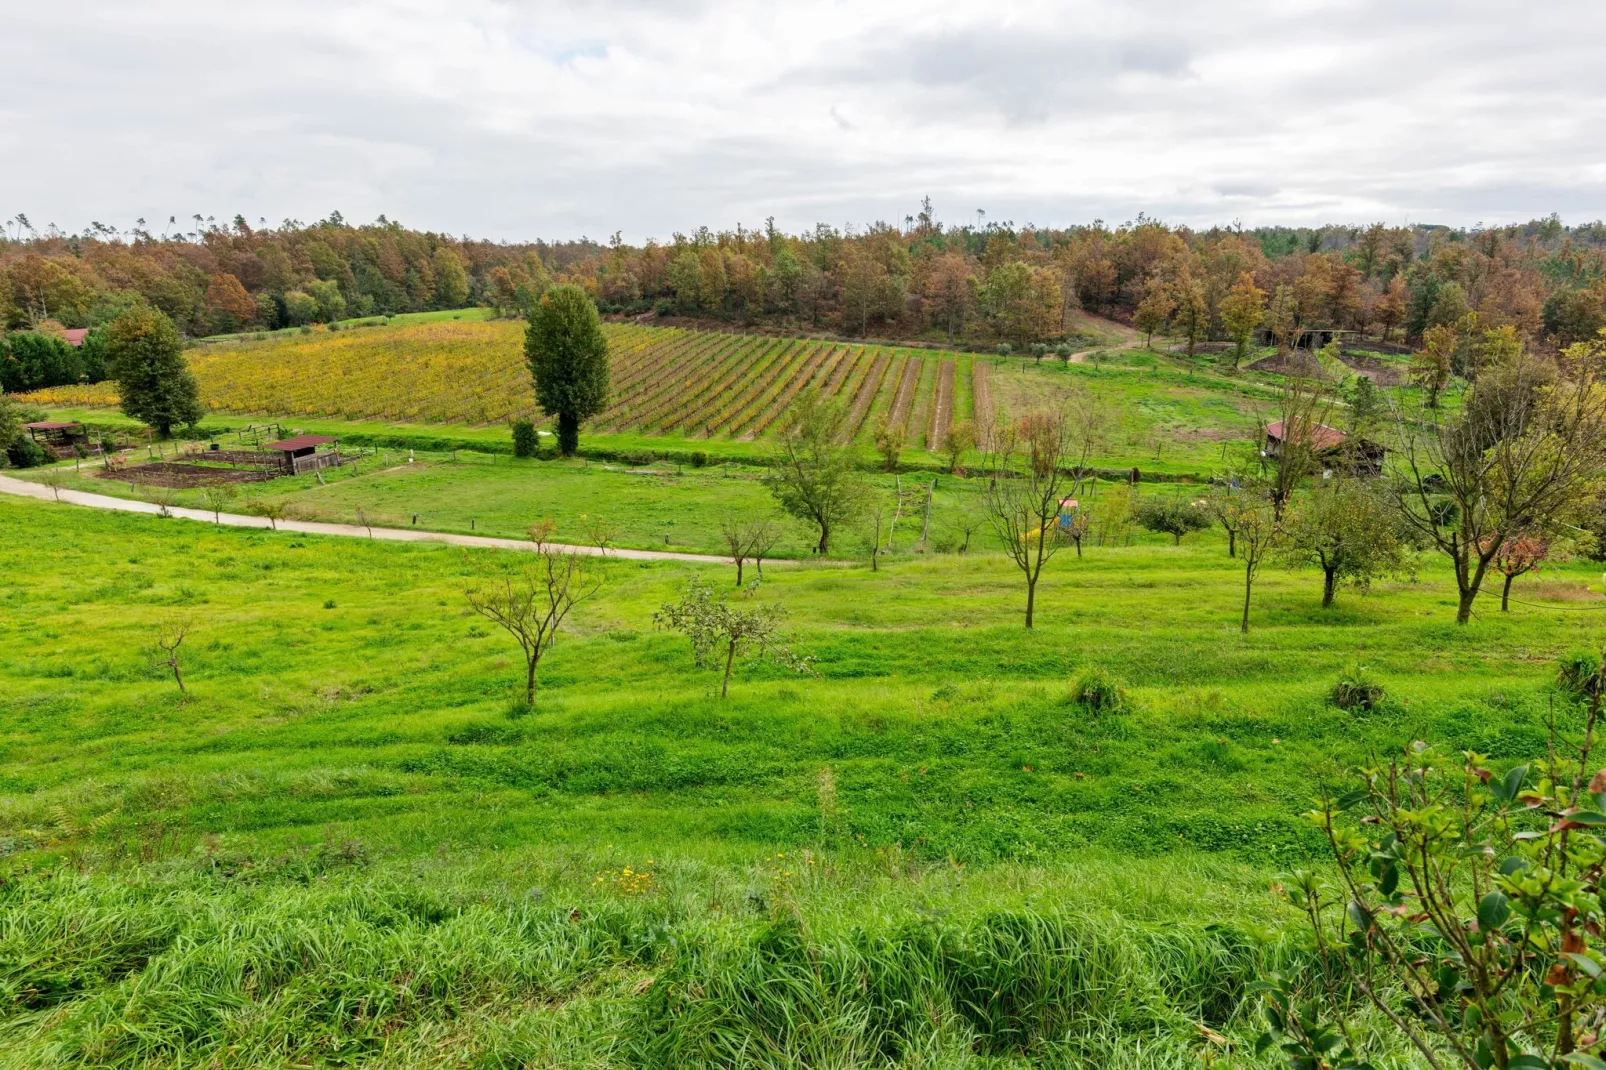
4 0 1604 242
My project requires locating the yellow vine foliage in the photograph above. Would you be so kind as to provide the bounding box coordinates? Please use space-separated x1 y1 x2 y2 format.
18 319 973 440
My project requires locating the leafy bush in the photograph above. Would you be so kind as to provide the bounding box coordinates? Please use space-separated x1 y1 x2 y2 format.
1069 668 1126 713
1331 663 1385 711
1135 497 1211 545
1557 649 1604 701
510 418 538 458
5 435 49 469
689 450 710 468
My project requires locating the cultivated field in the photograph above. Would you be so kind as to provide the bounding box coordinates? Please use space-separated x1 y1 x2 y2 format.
25 320 982 449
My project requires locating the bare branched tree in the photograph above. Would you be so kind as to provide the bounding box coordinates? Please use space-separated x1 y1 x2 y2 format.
1387 348 1606 623
720 513 782 585
155 619 191 696
582 514 619 556
40 468 67 501
1232 498 1282 633
1261 376 1335 519
465 550 602 706
527 517 557 550
981 399 1101 627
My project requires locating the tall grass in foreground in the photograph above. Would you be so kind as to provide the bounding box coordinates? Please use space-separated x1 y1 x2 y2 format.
0 852 1425 1068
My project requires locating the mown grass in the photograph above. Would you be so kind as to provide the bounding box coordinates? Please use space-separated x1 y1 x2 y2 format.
2 492 1601 1065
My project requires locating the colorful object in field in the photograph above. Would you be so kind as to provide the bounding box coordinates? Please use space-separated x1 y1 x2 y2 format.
1056 498 1080 531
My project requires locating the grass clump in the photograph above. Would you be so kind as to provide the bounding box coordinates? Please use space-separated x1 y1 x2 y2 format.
1332 663 1386 711
1070 668 1127 714
1558 649 1604 702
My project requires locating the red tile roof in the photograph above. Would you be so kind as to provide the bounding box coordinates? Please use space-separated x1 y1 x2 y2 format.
62 328 89 347
1265 421 1348 451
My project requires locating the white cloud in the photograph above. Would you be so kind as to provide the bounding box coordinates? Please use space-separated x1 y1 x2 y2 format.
3 0 1603 240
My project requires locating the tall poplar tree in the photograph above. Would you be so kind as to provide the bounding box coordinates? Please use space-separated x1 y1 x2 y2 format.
525 284 610 456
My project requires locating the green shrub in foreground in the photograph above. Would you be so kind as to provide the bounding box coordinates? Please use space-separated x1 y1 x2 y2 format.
1070 668 1127 714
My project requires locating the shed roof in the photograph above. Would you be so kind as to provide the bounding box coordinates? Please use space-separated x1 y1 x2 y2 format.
1264 421 1349 451
24 421 82 430
62 328 89 347
264 434 337 452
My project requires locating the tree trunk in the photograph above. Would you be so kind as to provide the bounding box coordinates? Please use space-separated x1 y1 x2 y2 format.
1456 586 1478 624
734 560 744 586
1501 574 1514 612
1322 568 1337 608
1227 530 1236 558
556 411 580 456
721 640 737 698
1241 567 1253 633
1024 577 1037 629
525 658 537 706
816 524 829 555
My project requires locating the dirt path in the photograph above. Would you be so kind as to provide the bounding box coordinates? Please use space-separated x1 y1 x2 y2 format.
0 473 741 563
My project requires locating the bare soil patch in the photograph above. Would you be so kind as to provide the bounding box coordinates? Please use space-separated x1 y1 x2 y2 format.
1247 350 1328 378
98 463 278 489
1336 352 1406 386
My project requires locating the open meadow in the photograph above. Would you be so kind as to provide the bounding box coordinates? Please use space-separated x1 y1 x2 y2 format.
2 476 1603 1065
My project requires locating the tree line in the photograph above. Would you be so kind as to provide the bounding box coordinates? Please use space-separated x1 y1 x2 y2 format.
4 208 1605 352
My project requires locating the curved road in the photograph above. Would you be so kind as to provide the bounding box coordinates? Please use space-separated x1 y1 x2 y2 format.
0 473 740 563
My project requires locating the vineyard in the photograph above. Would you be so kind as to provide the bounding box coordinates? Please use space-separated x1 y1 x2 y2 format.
21 319 980 449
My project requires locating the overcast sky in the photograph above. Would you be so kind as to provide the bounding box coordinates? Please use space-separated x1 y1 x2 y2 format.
4 0 1604 242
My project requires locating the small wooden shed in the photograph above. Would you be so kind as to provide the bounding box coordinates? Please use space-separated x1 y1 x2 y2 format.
263 433 342 475
24 421 93 459
1263 421 1385 477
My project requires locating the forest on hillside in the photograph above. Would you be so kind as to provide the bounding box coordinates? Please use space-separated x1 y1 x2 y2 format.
3 206 1606 361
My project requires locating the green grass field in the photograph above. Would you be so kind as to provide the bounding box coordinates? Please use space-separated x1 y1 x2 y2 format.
3 480 1602 1065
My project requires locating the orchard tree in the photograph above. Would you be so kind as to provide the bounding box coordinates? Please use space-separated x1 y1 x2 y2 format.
1489 532 1551 612
466 549 601 706
1281 479 1407 607
765 391 868 554
1388 346 1606 623
1136 496 1211 545
982 401 1100 628
719 513 781 586
655 581 810 698
1233 498 1281 633
525 284 610 456
1261 375 1335 519
1218 272 1266 369
107 306 201 437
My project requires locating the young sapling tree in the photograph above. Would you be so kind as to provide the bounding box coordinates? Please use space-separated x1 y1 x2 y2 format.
655 581 810 698
465 549 601 706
